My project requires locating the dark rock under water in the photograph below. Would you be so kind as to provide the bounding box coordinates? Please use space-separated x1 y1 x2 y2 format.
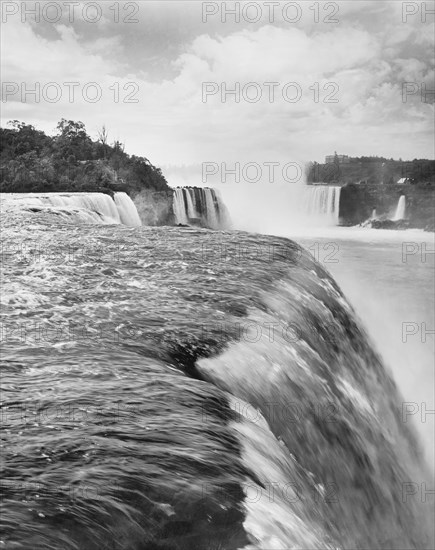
370 219 410 230
0 207 433 549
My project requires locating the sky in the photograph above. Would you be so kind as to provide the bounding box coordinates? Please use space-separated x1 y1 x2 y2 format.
1 0 434 184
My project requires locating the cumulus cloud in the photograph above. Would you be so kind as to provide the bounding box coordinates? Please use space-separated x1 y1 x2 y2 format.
1 0 433 173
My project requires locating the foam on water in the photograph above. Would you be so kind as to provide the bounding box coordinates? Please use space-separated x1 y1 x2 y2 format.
0 192 142 226
228 397 335 549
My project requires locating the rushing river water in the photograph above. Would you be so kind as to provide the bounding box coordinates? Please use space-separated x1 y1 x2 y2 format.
295 231 435 474
1 204 434 549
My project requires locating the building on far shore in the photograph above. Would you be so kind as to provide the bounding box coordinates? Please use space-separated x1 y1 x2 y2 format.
397 177 411 184
325 153 350 164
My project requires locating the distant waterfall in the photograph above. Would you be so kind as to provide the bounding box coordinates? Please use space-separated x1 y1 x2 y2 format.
204 188 220 229
393 195 406 221
113 192 142 226
0 192 142 226
183 188 196 219
173 188 188 225
305 185 341 225
173 187 230 229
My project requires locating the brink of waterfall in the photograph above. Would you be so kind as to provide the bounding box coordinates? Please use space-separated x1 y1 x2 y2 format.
172 187 231 229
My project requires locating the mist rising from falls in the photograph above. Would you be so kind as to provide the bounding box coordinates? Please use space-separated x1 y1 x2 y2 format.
172 187 230 229
0 192 142 227
217 183 341 235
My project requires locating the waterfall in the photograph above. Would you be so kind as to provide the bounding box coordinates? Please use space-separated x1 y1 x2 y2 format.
211 182 342 235
42 193 121 223
172 184 340 234
172 187 230 229
173 188 188 225
183 188 197 219
204 188 220 229
305 185 341 225
334 186 341 222
113 192 142 226
0 192 142 226
393 195 406 221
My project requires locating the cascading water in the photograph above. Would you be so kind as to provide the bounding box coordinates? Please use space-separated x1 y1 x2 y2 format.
172 187 230 229
183 188 197 219
0 192 142 227
172 188 188 225
203 188 220 229
393 195 406 220
113 193 142 226
30 193 121 223
305 185 341 225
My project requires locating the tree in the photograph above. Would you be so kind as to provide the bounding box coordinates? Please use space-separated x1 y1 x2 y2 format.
0 118 171 194
97 125 109 159
54 119 93 161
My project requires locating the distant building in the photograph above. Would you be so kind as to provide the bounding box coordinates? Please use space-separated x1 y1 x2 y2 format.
397 177 411 184
325 154 350 164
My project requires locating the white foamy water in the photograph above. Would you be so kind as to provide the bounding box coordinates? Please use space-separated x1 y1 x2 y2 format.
228 397 334 550
0 192 141 227
113 192 142 226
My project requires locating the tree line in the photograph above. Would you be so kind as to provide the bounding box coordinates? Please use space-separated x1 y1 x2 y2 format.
0 120 170 195
306 154 435 185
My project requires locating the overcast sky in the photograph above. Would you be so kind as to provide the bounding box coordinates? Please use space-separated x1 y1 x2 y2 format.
1 0 434 184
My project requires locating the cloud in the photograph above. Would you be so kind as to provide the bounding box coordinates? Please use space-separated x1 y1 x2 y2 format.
1 2 433 172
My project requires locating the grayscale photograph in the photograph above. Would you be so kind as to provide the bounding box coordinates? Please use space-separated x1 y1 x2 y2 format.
0 1 434 549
